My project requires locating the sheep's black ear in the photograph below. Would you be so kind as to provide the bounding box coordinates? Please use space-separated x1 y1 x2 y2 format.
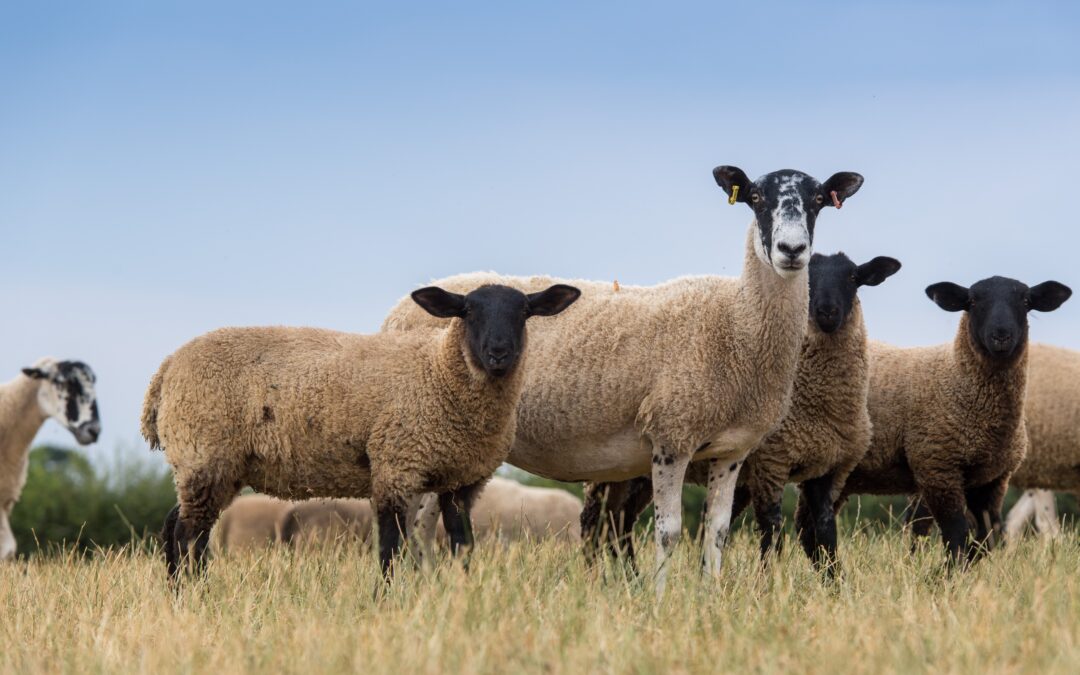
1028 281 1072 313
712 166 754 204
22 367 48 380
856 257 902 287
821 172 864 207
925 282 970 312
526 284 581 317
411 287 467 319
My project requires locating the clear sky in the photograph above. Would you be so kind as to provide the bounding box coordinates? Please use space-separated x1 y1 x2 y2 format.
2 1 1078 457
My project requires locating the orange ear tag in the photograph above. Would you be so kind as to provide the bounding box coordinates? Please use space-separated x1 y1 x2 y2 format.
830 190 842 209
728 185 739 205
613 280 620 293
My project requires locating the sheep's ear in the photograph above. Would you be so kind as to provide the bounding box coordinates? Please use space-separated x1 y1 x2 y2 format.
411 287 467 319
856 257 902 287
526 284 581 317
821 172 864 207
1028 281 1072 313
712 166 754 204
22 367 48 380
925 282 970 312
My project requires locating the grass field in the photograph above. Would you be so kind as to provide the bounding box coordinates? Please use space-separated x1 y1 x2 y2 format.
3 526 1079 675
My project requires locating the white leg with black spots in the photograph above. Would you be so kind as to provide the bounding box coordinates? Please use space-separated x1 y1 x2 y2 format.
651 444 690 598
0 508 16 561
702 458 742 577
410 492 441 568
1031 489 1060 538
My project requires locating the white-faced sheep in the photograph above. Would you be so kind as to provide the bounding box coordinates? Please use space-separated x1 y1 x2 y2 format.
0 358 101 560
144 283 579 579
842 277 1071 564
212 494 290 554
581 251 902 574
382 166 864 592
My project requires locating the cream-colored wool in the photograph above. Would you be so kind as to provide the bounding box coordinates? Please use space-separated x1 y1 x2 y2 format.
1011 344 1080 491
279 498 374 548
844 315 1028 512
142 321 523 535
0 373 45 560
382 224 807 482
212 494 290 553
468 477 582 542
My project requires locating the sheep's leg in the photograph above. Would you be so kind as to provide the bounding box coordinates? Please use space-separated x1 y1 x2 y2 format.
173 476 238 580
580 480 632 564
651 445 691 596
1005 489 1037 540
701 458 741 578
905 495 935 539
795 476 832 569
1032 489 1061 538
0 506 17 561
749 468 784 564
439 481 484 564
409 492 441 568
617 476 654 569
964 478 1006 561
161 504 181 580
920 488 969 567
375 496 408 578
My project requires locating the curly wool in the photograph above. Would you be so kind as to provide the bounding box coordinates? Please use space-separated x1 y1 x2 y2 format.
1010 343 1080 491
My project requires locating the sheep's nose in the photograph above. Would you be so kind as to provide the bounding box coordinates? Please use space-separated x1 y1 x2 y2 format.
777 242 807 259
817 306 840 320
80 420 101 442
487 346 510 363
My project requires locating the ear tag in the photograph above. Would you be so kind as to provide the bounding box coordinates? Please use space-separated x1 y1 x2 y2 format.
613 280 620 293
830 190 842 209
728 185 739 205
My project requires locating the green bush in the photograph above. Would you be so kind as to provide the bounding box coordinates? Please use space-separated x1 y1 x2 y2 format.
10 445 176 556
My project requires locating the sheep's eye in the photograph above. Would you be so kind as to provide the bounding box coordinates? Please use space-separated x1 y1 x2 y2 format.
850 274 857 283
750 193 761 204
815 194 825 205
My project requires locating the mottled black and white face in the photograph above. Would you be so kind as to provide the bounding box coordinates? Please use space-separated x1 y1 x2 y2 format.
410 283 581 378
714 166 864 278
22 359 101 445
809 253 901 333
926 277 1072 361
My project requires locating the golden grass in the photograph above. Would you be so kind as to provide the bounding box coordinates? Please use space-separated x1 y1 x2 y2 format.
2 528 1079 675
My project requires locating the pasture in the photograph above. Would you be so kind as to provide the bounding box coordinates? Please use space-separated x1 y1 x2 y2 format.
3 527 1078 674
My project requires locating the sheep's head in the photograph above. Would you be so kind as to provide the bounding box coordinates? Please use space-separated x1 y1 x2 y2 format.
809 252 901 334
926 277 1072 362
21 358 101 445
411 283 581 378
713 166 863 278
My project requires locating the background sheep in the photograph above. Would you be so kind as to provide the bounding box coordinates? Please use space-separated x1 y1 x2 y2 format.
211 494 290 554
145 283 579 579
842 277 1071 564
0 358 101 560
279 498 373 549
383 166 864 592
581 251 901 573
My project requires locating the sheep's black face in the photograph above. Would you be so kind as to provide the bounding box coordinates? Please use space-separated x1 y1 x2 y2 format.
926 277 1072 362
411 283 581 378
713 166 864 278
22 360 101 445
809 253 902 334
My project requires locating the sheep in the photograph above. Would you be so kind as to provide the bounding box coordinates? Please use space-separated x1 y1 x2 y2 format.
581 251 902 574
211 494 290 554
382 166 865 592
841 276 1072 564
279 498 374 549
410 476 582 559
0 358 101 560
143 283 580 579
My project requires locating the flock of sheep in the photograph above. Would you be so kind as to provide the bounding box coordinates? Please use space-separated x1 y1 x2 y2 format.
2 165 1078 594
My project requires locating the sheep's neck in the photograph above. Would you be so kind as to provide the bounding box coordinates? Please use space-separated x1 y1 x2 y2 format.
0 377 47 496
801 299 868 372
950 313 1028 421
430 320 523 439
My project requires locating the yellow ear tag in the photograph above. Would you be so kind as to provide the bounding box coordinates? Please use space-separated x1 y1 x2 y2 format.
728 185 739 205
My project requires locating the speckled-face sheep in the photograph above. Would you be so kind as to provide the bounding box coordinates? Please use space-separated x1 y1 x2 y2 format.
0 358 101 560
581 251 901 574
382 166 864 592
143 283 580 579
842 277 1071 564
211 494 290 554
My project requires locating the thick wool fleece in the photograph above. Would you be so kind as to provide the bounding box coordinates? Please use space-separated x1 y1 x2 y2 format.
212 494 290 553
0 374 47 515
1010 343 1080 491
142 321 522 526
382 224 808 481
844 314 1028 501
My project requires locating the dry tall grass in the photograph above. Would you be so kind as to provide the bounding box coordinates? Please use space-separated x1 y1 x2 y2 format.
2 527 1077 674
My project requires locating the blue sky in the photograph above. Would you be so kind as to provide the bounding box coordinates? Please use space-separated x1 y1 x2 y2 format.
2 1 1079 456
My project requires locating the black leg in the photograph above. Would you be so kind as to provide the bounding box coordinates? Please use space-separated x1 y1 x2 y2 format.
439 480 485 565
905 495 935 538
921 488 969 567
376 498 408 578
965 479 1006 562
753 494 783 562
616 477 653 568
581 481 630 564
162 504 181 581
